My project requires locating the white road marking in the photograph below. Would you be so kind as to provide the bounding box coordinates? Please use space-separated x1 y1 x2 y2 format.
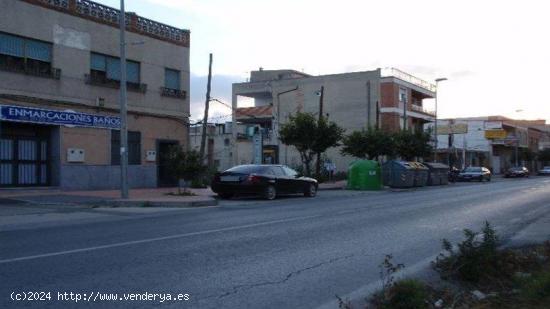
0 214 322 264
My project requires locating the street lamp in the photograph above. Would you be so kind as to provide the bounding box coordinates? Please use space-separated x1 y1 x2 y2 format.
433 77 447 162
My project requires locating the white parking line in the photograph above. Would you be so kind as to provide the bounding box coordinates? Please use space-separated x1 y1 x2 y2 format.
0 214 322 264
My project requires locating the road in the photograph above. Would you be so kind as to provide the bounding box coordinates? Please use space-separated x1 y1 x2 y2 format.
1 177 550 308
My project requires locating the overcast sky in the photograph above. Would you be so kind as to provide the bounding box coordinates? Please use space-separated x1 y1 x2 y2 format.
96 0 550 123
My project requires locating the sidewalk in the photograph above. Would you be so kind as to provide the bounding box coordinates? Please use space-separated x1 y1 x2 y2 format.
0 187 218 208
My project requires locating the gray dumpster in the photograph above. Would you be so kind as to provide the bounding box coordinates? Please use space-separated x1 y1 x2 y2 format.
424 162 450 186
409 162 429 187
382 160 416 188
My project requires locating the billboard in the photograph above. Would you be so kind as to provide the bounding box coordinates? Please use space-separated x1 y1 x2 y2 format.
484 129 507 139
437 123 468 135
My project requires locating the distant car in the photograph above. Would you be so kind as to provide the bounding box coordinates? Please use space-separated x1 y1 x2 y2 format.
505 167 529 178
457 166 492 182
211 164 318 200
538 166 550 176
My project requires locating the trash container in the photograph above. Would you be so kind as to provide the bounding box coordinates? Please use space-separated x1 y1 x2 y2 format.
347 160 382 190
424 162 450 186
409 162 429 187
381 160 416 188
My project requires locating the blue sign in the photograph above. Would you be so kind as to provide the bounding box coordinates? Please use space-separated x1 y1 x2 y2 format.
0 105 120 129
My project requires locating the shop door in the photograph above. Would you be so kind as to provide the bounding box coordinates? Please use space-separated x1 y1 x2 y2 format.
0 138 49 187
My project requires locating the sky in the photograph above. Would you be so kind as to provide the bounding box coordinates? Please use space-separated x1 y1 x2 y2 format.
96 0 550 123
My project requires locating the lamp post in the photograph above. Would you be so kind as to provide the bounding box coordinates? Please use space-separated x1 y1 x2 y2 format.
433 77 447 162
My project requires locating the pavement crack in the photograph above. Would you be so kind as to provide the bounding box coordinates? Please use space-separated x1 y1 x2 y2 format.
215 253 357 300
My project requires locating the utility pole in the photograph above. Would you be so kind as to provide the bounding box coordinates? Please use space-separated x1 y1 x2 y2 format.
433 78 448 162
199 53 213 163
315 86 324 176
403 94 407 131
366 81 371 128
119 0 129 199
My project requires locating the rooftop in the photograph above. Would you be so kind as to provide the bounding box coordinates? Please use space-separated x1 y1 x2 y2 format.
21 0 189 47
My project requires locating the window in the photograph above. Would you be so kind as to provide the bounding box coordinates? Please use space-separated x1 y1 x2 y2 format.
0 32 57 78
161 68 186 99
90 52 142 89
111 131 141 165
164 68 180 90
271 166 286 177
283 166 299 177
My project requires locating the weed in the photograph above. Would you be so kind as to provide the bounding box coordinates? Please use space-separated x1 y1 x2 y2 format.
380 279 428 309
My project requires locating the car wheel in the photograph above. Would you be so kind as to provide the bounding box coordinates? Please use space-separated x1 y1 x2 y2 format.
304 183 317 197
218 193 234 199
264 185 277 200
487 177 491 182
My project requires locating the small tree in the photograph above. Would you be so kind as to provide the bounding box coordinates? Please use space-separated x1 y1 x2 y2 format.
393 129 433 161
341 127 395 160
279 112 344 176
166 146 208 193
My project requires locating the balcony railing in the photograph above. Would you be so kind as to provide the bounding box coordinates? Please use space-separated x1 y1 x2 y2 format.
382 67 437 92
0 62 61 80
26 0 189 47
85 74 147 93
160 87 187 99
410 104 436 116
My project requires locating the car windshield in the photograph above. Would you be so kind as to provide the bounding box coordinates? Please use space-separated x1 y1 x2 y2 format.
510 167 523 171
226 165 268 174
463 167 481 172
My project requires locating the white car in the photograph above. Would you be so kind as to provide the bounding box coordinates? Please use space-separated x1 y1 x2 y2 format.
538 166 550 176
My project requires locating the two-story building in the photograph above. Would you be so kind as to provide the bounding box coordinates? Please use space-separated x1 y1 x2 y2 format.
231 68 436 172
0 0 190 189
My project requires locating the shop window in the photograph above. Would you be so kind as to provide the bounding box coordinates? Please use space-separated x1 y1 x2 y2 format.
111 131 141 165
0 32 59 79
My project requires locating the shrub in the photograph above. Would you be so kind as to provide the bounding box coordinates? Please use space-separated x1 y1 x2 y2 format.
381 279 428 309
433 221 502 283
519 270 550 303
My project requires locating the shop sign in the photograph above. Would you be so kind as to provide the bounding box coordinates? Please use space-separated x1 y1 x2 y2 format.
484 129 507 139
0 105 120 129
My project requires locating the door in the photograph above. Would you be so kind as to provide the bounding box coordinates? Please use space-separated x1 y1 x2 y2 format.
157 141 178 187
0 138 49 187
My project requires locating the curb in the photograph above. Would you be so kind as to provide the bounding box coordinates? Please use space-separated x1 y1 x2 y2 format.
100 199 219 208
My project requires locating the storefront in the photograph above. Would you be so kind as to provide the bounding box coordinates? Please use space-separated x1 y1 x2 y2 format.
0 104 121 187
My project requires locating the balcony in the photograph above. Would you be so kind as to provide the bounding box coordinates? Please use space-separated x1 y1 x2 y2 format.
85 74 147 93
410 104 436 116
160 87 187 99
0 61 61 80
382 67 436 93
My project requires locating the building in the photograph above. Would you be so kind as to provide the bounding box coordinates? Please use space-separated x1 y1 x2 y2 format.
231 68 436 171
189 123 233 171
429 116 549 173
0 0 190 189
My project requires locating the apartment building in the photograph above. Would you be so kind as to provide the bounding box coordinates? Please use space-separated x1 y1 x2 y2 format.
0 0 190 189
231 68 436 171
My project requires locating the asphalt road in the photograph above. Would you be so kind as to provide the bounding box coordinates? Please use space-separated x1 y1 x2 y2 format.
1 177 550 309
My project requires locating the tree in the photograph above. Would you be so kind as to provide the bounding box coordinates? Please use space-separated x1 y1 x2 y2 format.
279 112 344 176
341 127 395 160
393 129 433 161
165 146 208 193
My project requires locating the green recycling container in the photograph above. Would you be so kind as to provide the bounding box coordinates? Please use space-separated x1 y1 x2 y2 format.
347 160 382 190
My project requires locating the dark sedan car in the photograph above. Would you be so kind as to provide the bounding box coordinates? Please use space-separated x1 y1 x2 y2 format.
211 164 318 200
457 166 492 182
504 167 529 178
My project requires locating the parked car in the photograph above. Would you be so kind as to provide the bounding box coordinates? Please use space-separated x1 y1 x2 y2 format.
504 167 529 178
211 164 318 200
457 166 492 182
538 166 550 176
